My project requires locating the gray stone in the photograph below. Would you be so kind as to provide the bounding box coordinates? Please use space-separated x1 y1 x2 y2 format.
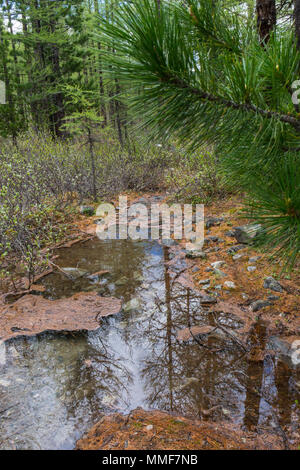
232 254 243 261
61 267 87 280
224 281 236 289
198 279 210 285
214 268 227 278
192 266 200 273
247 266 257 272
249 256 261 263
115 276 128 286
211 261 226 269
227 245 245 254
0 378 10 387
233 224 262 244
123 298 141 312
186 250 207 260
250 299 273 312
161 238 177 247
205 217 224 229
201 295 217 304
263 276 284 293
207 236 220 242
268 295 280 301
268 336 300 366
225 230 235 237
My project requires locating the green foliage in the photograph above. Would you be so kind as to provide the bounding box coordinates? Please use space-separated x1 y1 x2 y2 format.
165 146 231 205
0 129 174 279
244 154 300 271
98 0 300 268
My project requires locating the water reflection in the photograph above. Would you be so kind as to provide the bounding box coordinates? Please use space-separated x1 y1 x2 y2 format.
0 239 299 449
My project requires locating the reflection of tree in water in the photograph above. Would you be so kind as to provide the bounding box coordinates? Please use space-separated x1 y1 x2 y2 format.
3 241 299 449
61 331 133 421
141 248 246 419
141 248 300 432
15 332 131 421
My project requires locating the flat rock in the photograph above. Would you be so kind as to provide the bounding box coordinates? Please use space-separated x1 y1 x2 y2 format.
224 281 236 290
250 299 273 312
227 245 245 254
233 224 262 244
211 261 225 269
0 292 122 342
123 297 141 312
186 249 207 260
177 325 215 342
269 336 300 366
247 266 257 272
263 276 284 293
201 295 217 305
60 267 87 280
205 217 224 229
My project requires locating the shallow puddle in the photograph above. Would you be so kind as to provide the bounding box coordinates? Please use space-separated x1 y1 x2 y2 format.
0 239 299 449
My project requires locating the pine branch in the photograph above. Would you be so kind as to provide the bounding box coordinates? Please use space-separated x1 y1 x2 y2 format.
163 73 300 131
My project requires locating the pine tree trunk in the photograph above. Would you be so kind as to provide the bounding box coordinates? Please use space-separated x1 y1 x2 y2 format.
94 0 107 126
256 0 276 44
294 0 300 50
0 16 17 146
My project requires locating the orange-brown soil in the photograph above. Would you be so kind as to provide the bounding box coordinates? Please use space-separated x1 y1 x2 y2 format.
186 196 299 338
76 408 285 450
0 292 122 342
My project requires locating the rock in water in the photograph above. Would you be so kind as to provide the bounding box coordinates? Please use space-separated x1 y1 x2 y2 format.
123 298 141 312
0 292 122 342
61 267 87 280
0 341 6 367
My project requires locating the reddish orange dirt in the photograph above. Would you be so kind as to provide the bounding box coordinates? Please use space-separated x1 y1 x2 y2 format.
187 196 300 337
0 292 122 342
76 408 285 450
75 192 300 339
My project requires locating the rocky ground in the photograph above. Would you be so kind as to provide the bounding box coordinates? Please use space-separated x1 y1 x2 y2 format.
76 408 285 450
74 192 300 451
0 191 299 450
76 192 300 366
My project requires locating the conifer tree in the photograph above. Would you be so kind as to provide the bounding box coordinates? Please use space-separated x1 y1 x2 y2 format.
98 0 300 267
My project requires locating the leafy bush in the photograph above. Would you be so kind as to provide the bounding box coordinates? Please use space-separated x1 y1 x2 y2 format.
0 130 174 280
165 146 232 204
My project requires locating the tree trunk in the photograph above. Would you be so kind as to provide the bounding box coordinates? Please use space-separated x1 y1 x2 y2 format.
294 0 300 50
256 0 276 44
88 126 97 201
